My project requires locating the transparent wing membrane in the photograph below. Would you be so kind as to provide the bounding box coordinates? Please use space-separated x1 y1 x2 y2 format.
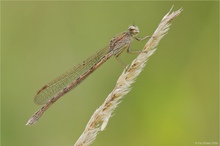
34 46 110 105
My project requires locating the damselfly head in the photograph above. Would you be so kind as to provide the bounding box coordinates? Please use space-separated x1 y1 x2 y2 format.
128 25 139 36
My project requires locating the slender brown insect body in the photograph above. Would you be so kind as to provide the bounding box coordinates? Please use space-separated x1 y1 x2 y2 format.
27 25 150 125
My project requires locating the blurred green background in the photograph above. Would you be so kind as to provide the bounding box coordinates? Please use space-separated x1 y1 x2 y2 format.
1 1 218 146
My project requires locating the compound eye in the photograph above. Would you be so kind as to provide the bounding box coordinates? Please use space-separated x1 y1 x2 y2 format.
129 26 135 31
128 25 139 35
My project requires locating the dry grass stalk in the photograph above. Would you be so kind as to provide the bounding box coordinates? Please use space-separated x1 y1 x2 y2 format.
74 6 183 146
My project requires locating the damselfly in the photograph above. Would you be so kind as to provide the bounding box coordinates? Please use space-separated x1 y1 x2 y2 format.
26 25 150 125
